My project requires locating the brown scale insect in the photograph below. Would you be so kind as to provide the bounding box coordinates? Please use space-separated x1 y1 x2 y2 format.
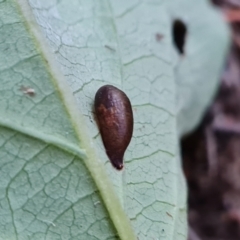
94 85 133 170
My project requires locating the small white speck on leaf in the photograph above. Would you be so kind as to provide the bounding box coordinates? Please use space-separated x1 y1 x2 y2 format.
20 86 35 97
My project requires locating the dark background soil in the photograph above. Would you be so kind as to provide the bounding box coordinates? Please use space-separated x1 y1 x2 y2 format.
182 1 240 239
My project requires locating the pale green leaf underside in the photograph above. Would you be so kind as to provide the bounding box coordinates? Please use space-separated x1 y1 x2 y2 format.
27 0 185 239
168 0 230 136
0 127 117 240
0 0 133 239
0 0 229 239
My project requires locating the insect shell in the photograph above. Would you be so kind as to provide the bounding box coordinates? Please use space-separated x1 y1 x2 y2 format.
94 85 133 170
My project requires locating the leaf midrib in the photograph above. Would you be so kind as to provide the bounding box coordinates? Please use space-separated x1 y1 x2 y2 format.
13 0 137 239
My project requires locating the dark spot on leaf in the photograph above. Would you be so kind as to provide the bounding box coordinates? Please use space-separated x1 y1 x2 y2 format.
104 45 116 52
155 33 164 42
172 19 187 54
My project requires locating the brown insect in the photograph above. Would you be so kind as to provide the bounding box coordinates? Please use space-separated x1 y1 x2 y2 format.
94 85 133 170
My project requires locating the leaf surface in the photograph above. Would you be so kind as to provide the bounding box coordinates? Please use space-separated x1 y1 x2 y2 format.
0 0 229 239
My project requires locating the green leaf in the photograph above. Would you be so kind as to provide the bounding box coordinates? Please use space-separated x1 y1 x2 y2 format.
168 0 230 136
0 0 229 239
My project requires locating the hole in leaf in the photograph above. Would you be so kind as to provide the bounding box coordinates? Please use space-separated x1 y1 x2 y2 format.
172 19 187 55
